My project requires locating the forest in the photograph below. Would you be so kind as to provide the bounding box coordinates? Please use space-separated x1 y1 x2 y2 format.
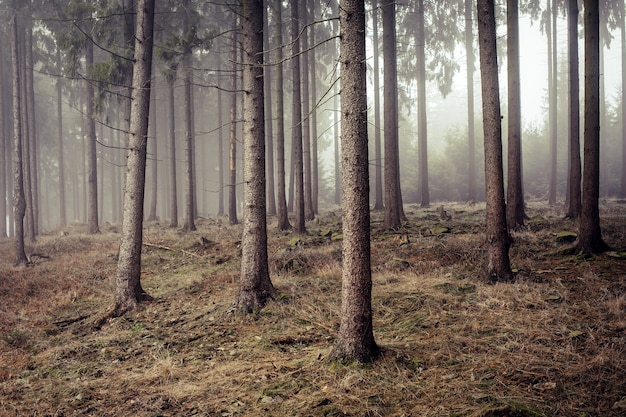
0 0 625 416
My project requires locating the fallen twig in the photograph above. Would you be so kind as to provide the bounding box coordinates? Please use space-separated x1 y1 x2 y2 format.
142 241 200 258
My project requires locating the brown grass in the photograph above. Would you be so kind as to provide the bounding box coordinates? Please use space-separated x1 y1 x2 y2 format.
1 201 625 416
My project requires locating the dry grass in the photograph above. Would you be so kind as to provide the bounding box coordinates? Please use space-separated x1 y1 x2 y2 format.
1 202 625 416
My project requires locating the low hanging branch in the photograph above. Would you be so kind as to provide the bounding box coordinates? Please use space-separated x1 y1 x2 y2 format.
142 241 200 258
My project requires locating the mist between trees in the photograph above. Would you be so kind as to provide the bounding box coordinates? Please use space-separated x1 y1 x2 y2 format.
0 0 624 238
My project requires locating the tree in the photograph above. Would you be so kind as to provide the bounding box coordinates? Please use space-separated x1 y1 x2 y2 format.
263 4 276 216
465 0 477 202
371 0 383 211
330 0 379 363
228 11 239 226
301 0 314 221
235 0 278 313
506 0 525 230
477 0 513 282
382 0 402 229
110 0 155 317
621 0 626 198
274 0 291 231
566 0 581 218
291 0 306 234
415 0 430 208
10 4 27 266
547 0 558 205
165 68 178 227
577 0 609 255
55 48 67 227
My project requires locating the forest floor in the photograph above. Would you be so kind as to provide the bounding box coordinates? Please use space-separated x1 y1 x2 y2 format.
0 201 625 417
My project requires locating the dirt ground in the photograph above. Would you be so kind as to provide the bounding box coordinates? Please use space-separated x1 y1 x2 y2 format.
0 201 625 417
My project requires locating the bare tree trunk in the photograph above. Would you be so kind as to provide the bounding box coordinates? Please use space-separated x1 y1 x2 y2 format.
18 20 34 242
10 6 27 265
310 2 319 215
147 84 158 221
56 48 66 228
577 0 608 254
331 0 379 364
621 0 626 198
217 53 225 216
236 0 278 313
183 52 196 232
111 0 155 317
566 0 581 218
372 0 383 211
291 0 306 234
466 0 476 202
25 22 38 238
548 0 558 205
506 0 525 230
416 0 429 208
301 0 314 221
86 41 99 234
274 0 290 230
477 0 513 282
264 4 276 217
382 0 401 229
229 13 239 226
0 43 5 238
166 73 178 228
274 0 291 230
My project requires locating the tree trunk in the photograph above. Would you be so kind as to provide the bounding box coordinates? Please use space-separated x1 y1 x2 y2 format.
10 6 27 266
506 0 525 230
331 0 379 364
566 0 581 218
416 0 429 208
236 0 278 313
19 20 34 242
85 41 99 234
310 3 319 215
291 0 306 234
112 0 155 316
577 0 608 254
274 0 290 230
382 0 401 229
183 52 196 232
25 22 38 238
263 4 276 217
56 48 66 228
465 0 476 202
477 0 513 282
0 44 5 238
147 84 158 221
372 0 383 211
301 0 314 221
166 73 178 228
548 0 557 205
229 13 239 226
622 0 626 198
217 51 225 216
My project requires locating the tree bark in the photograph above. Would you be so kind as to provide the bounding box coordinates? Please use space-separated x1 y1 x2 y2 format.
56 48 66 228
86 41 99 234
183 52 196 232
166 72 178 228
217 49 225 216
382 0 401 229
506 0 525 230
147 83 158 221
229 12 239 226
566 0 581 218
301 0 314 221
10 6 27 266
547 0 558 205
477 0 513 282
416 0 429 208
263 4 276 217
274 0 290 230
577 0 608 254
465 0 476 202
25 22 38 239
330 0 379 363
310 4 319 215
372 0 383 211
291 0 306 234
622 0 626 198
236 0 278 313
112 0 155 316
